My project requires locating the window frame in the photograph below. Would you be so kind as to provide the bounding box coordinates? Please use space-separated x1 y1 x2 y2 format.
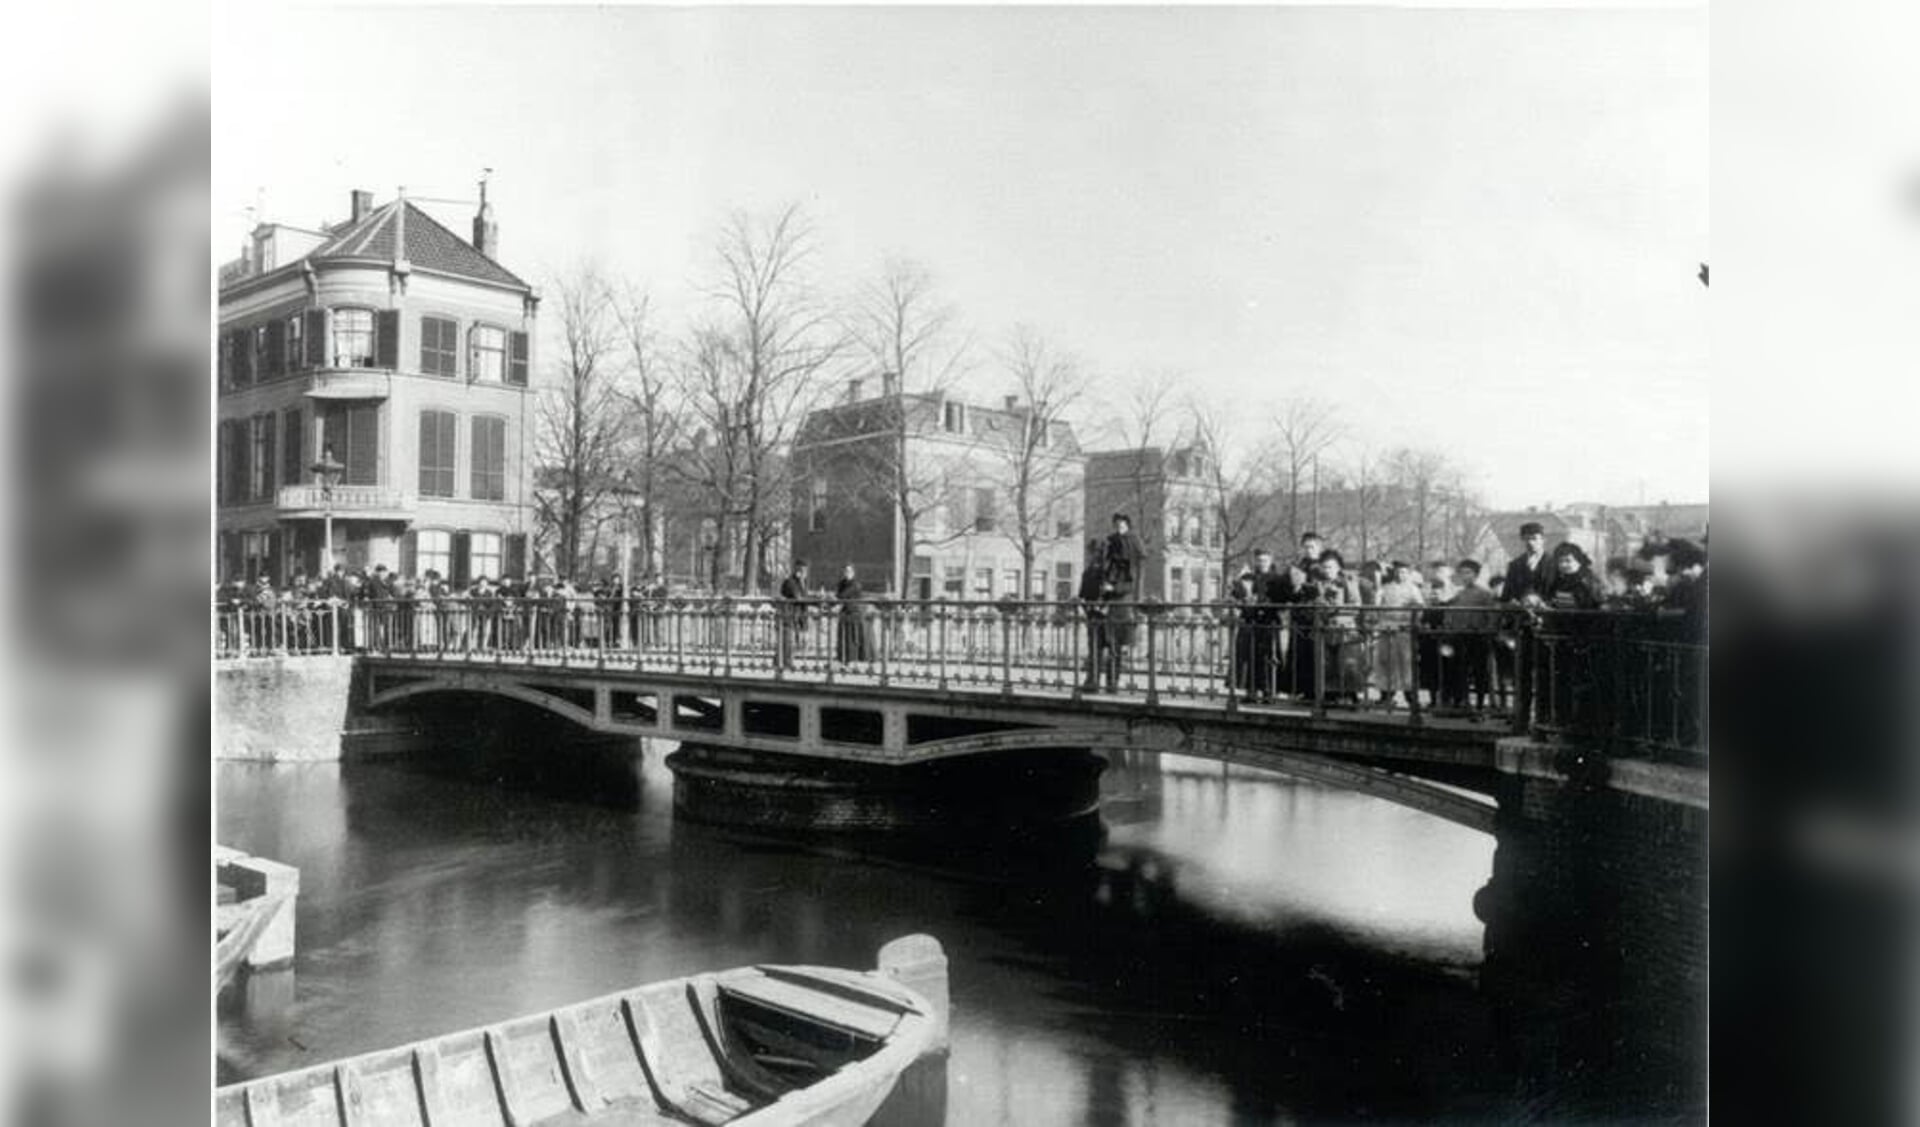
331 307 377 369
415 529 453 580
284 313 304 373
469 323 508 383
469 531 503 582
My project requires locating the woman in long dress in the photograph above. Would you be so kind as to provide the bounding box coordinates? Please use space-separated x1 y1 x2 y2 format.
834 565 870 664
1373 560 1426 707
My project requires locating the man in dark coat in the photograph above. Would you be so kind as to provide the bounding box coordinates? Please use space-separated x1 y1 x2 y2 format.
777 560 813 669
1233 548 1286 701
1077 538 1110 692
1501 521 1553 605
1099 514 1145 689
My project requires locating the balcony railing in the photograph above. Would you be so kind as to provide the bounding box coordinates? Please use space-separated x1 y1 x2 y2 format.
213 597 1707 759
275 483 411 513
304 368 392 399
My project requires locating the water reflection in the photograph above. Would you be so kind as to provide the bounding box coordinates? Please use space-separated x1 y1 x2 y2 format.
218 746 1514 1121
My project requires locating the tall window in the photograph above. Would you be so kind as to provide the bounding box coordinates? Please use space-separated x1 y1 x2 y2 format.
416 530 452 579
421 316 458 376
281 407 304 488
1170 567 1186 602
323 405 380 486
942 565 964 596
284 314 303 372
973 487 996 533
809 478 828 532
1003 569 1020 598
242 532 271 581
470 532 502 580
471 416 506 501
973 568 993 598
248 414 273 500
418 410 457 498
470 325 506 382
332 309 375 367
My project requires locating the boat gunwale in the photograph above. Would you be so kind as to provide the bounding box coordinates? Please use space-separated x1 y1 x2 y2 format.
216 960 939 1125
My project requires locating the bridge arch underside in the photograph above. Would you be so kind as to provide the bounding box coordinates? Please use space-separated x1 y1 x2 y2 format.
361 663 1501 833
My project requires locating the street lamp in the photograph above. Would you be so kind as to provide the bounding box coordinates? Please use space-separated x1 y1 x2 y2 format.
310 447 346 572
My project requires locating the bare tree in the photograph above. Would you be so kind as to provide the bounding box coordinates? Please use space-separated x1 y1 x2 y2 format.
612 283 678 578
672 204 847 592
534 265 629 580
1385 446 1451 564
844 258 975 594
1186 393 1285 582
1272 396 1344 546
1095 369 1184 559
987 326 1087 596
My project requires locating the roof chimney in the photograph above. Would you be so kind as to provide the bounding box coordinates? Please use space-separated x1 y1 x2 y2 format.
880 371 898 396
350 189 373 224
1004 395 1019 411
472 169 499 259
846 377 865 402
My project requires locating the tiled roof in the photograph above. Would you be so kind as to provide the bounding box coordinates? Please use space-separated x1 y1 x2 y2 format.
306 200 528 290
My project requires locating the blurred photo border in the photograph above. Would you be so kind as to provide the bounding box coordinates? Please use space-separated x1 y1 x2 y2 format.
0 0 1917 1124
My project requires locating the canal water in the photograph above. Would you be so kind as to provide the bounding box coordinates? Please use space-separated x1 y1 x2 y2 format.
217 746 1524 1123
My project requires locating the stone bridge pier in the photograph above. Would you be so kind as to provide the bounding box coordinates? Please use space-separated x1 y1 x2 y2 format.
1476 739 1708 1117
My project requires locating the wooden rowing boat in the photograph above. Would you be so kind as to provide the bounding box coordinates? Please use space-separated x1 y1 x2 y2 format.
215 935 947 1126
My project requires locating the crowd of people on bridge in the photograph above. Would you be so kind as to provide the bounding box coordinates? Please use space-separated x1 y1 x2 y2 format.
217 516 1706 723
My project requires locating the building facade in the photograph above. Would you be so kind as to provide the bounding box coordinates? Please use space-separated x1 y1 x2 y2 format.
1082 444 1226 603
216 187 538 586
792 380 1085 601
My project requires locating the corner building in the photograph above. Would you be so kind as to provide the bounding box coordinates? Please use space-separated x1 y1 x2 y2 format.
216 188 538 585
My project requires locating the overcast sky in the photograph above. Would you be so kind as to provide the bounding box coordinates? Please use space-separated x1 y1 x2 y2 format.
215 3 1706 511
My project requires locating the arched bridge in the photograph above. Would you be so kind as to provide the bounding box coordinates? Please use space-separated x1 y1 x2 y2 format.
212 595 1707 834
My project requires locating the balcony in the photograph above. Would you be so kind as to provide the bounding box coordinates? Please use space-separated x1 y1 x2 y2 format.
276 483 414 519
304 367 392 400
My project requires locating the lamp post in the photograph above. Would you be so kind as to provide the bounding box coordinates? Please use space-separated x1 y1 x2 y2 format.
311 447 346 573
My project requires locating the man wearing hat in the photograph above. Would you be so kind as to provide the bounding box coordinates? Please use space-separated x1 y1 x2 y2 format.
1097 514 1145 690
1501 521 1553 605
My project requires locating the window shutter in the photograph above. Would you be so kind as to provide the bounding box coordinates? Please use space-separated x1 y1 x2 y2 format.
305 309 327 367
399 530 417 579
217 332 232 389
505 533 527 580
507 331 529 386
417 412 437 495
215 421 231 504
260 418 277 499
235 330 254 385
346 405 380 486
265 319 286 378
376 309 400 370
266 530 283 584
451 531 472 587
282 407 304 487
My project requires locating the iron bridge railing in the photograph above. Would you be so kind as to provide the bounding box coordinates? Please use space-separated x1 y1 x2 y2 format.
213 596 1707 760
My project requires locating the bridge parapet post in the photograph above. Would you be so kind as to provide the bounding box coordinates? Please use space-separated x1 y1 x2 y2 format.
1145 611 1160 706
